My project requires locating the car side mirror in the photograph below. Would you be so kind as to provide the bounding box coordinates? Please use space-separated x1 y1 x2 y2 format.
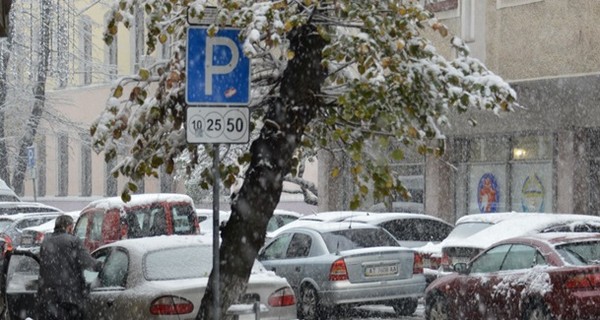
453 262 469 274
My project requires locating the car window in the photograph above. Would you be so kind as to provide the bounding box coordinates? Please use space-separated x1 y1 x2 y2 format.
259 233 293 260
279 215 299 225
380 219 452 242
126 206 166 237
74 214 89 240
266 216 282 233
0 219 13 232
446 222 493 240
470 244 511 273
286 233 312 258
6 254 39 293
321 228 399 253
90 213 104 241
145 246 213 280
556 240 600 265
171 204 196 235
98 249 128 288
501 244 541 271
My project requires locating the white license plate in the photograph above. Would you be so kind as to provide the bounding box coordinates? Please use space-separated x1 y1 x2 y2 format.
364 264 398 277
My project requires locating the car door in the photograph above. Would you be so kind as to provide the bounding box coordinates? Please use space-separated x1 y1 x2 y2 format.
483 244 548 319
86 247 131 320
3 250 40 319
458 244 512 319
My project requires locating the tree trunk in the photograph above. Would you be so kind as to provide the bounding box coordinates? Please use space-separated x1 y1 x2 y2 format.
197 24 327 319
11 0 51 194
0 5 14 185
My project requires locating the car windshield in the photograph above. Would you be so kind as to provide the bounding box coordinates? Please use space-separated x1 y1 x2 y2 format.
321 228 399 253
446 222 493 240
555 240 600 265
0 220 13 232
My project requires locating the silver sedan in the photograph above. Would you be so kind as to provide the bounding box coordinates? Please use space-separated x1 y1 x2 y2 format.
258 222 427 320
4 235 297 319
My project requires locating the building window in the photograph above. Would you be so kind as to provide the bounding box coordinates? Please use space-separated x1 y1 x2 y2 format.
461 0 475 43
81 16 93 85
55 1 69 88
105 157 117 197
80 134 92 196
132 5 144 73
57 133 69 196
459 134 553 215
497 0 543 9
106 37 118 80
37 137 46 197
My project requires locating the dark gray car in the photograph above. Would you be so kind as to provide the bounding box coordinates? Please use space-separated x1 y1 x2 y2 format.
258 222 426 319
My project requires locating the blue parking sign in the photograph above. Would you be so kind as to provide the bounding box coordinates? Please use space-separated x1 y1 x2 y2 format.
186 27 251 105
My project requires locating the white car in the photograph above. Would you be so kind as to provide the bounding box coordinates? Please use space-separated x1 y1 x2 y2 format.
4 235 297 320
440 213 600 270
199 208 302 239
19 211 81 247
267 211 371 240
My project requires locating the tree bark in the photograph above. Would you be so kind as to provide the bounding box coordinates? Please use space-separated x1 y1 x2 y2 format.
11 0 51 194
197 24 327 319
0 3 14 185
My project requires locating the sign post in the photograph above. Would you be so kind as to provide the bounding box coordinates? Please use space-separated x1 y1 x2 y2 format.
186 24 251 320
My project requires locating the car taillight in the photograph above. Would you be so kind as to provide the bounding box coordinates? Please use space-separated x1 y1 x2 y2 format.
2 235 12 253
441 252 451 270
413 252 424 274
149 296 194 315
329 258 349 281
565 273 600 290
268 287 296 307
34 232 45 244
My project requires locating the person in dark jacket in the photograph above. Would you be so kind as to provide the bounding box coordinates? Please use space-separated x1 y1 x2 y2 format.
37 215 102 320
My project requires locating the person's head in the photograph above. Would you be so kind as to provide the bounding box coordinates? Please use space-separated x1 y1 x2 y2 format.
54 215 74 233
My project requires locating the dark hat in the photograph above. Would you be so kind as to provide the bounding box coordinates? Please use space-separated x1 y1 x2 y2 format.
55 215 74 232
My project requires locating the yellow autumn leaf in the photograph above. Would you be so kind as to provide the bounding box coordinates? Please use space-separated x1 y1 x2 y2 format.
159 34 168 44
331 167 340 178
139 68 150 81
113 85 123 98
287 50 295 60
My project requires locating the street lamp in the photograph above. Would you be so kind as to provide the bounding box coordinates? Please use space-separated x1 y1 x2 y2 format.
0 0 12 38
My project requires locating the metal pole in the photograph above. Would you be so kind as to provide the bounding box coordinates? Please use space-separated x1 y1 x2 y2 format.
212 143 220 320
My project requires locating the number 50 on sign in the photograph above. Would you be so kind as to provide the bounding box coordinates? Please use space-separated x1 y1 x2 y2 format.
186 107 250 144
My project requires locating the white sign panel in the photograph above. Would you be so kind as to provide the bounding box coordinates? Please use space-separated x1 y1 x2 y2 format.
186 107 250 144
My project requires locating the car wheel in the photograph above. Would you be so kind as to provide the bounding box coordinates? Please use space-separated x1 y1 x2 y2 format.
524 302 553 320
394 298 418 316
426 294 449 320
298 285 321 320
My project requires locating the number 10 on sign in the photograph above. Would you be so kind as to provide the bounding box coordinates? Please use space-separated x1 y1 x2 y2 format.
186 107 250 144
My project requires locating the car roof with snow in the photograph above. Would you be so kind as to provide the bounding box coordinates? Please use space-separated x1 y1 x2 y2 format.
343 212 451 225
297 211 372 222
83 193 194 211
454 211 536 225
278 221 379 234
444 213 600 250
503 231 600 246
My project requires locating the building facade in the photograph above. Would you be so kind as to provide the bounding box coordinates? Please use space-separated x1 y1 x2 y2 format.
422 0 600 223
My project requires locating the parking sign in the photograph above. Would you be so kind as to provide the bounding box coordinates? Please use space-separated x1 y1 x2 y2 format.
186 27 251 105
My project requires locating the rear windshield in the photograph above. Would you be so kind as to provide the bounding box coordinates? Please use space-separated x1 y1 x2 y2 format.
321 228 399 253
446 222 492 240
125 203 196 238
0 195 20 202
556 241 600 265
145 246 212 280
0 207 60 215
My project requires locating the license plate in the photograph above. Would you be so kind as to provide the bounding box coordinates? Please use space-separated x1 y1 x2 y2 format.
364 264 398 277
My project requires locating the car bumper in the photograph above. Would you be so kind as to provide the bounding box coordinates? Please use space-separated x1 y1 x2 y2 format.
556 291 600 320
318 274 426 307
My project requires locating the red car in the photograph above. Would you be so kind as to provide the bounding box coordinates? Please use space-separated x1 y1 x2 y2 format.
425 232 600 320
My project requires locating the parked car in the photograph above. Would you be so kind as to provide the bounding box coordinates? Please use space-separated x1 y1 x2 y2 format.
19 211 81 247
344 212 453 282
425 232 600 320
3 235 297 320
75 193 199 252
0 179 20 202
258 222 426 318
0 202 61 215
198 209 302 239
0 212 62 249
267 211 372 240
440 213 600 271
